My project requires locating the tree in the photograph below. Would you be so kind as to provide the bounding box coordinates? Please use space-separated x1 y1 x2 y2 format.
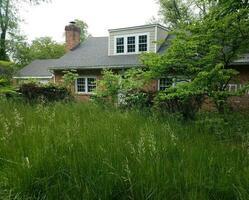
75 19 89 42
158 0 192 29
141 0 249 118
0 0 48 61
158 0 218 29
12 36 66 67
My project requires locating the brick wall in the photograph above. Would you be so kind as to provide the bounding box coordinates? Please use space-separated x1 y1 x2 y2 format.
54 66 249 110
228 66 249 110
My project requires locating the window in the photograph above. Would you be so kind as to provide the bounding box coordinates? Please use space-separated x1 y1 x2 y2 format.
87 78 96 93
115 33 149 54
76 77 96 94
116 37 124 53
158 78 173 91
76 78 86 93
127 36 136 53
139 35 148 52
158 78 190 91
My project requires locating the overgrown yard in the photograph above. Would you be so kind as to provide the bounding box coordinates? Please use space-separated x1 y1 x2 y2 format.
0 100 249 200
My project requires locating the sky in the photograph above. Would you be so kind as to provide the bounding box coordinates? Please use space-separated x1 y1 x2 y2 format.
20 0 160 43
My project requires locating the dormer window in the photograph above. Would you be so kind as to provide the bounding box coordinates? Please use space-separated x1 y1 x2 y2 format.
139 35 148 52
116 37 124 53
127 36 136 53
115 33 149 54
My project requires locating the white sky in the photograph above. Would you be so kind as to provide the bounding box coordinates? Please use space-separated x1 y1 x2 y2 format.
20 0 160 43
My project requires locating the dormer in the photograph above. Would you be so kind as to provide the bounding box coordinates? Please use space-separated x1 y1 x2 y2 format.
108 24 168 56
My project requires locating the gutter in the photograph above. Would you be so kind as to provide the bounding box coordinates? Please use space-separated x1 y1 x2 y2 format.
13 76 53 79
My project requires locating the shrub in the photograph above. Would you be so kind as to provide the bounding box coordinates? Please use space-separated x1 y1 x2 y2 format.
0 78 16 97
118 90 155 110
95 69 149 108
0 60 16 80
19 82 72 103
154 82 205 120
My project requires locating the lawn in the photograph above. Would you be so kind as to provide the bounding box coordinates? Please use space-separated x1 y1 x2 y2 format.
0 100 249 200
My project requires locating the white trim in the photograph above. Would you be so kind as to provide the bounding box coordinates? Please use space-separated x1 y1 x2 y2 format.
108 24 168 32
155 26 158 53
13 76 53 79
113 33 150 55
49 65 140 71
75 76 97 95
108 36 111 56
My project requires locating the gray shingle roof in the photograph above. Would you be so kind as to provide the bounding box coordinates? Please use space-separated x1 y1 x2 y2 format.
14 59 56 78
51 37 141 69
15 35 249 78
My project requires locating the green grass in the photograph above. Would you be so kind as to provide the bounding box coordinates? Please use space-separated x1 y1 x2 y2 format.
0 100 249 200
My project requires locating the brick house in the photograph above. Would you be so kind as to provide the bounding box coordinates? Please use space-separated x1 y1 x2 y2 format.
15 22 249 107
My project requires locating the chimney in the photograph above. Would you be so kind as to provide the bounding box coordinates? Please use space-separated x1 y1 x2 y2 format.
65 21 81 51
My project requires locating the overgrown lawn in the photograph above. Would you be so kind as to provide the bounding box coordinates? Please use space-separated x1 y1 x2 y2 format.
0 100 249 200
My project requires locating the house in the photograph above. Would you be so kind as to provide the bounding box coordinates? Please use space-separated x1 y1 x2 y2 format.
14 22 249 107
13 59 57 84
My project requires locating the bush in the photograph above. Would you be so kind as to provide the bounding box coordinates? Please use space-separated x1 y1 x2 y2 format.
118 90 155 109
154 82 205 120
19 83 72 103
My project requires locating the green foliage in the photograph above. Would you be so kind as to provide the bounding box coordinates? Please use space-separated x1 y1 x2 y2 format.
12 37 66 67
155 80 205 120
18 82 72 103
75 19 89 42
0 60 15 79
95 69 148 107
0 78 16 96
0 0 49 60
0 102 249 199
95 69 121 105
142 0 249 118
62 70 79 92
158 0 193 29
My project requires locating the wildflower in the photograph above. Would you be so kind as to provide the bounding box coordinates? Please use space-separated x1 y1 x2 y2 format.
165 123 178 146
138 130 146 156
13 108 23 128
147 132 156 155
126 140 135 155
24 157 31 168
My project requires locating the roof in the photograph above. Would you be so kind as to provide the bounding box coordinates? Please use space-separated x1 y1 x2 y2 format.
51 37 142 70
14 59 56 78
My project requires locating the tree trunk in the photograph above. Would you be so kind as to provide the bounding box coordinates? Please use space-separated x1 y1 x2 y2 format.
0 30 8 60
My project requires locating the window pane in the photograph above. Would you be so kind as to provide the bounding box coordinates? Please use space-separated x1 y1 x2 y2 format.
139 44 147 52
139 35 147 43
127 36 135 44
128 44 136 52
116 37 124 53
117 46 124 53
139 35 148 52
87 78 96 93
77 78 85 92
116 38 124 45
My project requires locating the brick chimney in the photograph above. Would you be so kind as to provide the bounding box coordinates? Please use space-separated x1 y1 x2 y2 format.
65 21 81 51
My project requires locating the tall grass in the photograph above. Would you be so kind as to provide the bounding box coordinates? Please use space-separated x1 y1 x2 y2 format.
0 100 249 199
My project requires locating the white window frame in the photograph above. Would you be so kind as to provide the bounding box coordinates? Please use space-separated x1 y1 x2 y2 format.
116 37 125 54
75 76 97 94
114 33 150 55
